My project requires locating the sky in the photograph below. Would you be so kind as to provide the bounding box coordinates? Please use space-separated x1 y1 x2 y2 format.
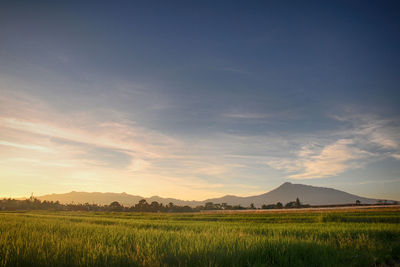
1 1 400 200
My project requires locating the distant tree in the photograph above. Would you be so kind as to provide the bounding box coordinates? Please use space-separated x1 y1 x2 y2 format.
285 201 296 208
356 200 361 205
276 202 283 209
150 201 160 209
138 199 148 205
295 198 301 208
109 201 123 211
231 205 245 210
250 203 256 209
261 204 276 209
135 199 150 211
205 202 214 210
0 198 200 212
149 201 162 212
84 202 91 211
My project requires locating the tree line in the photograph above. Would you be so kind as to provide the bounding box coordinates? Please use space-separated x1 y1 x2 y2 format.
0 197 313 212
261 198 309 209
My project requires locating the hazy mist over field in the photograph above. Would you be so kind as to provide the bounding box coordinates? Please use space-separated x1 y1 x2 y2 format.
1 1 400 201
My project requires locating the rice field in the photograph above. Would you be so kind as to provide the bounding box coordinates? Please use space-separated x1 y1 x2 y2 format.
1 207 399 266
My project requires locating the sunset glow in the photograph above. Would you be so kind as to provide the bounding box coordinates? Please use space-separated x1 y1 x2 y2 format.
1 1 399 201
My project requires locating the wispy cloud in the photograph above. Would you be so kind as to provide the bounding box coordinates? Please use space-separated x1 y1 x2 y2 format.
266 112 400 179
0 140 50 152
222 109 301 121
392 154 400 160
287 139 364 179
332 113 399 148
223 112 272 119
0 93 261 199
1 90 399 197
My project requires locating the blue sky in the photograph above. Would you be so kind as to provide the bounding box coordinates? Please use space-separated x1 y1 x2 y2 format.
0 1 399 200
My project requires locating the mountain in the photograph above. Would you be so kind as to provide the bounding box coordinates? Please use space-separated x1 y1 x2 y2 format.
36 191 203 207
36 191 144 207
204 182 382 207
36 182 386 207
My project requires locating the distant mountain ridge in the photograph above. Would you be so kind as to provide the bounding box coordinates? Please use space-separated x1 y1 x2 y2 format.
34 182 390 208
200 182 389 207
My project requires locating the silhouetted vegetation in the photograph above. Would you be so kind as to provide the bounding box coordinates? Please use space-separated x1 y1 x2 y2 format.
0 197 392 212
0 198 259 212
261 199 310 209
0 198 195 212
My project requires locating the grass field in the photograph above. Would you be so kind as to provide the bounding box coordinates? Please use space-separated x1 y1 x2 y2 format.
1 207 399 266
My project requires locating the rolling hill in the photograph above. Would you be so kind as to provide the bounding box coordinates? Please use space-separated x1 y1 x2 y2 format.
203 182 382 207
35 182 387 208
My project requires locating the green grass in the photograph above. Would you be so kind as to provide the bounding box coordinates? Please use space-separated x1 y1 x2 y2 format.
1 208 399 266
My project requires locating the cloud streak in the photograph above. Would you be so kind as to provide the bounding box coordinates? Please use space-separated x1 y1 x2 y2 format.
266 112 400 179
287 139 362 179
1 91 400 198
0 93 263 199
